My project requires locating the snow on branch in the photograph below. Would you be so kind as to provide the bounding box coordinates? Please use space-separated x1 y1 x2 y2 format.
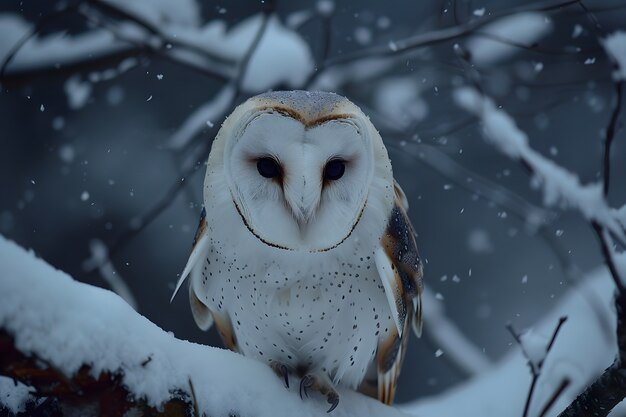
0 236 408 417
1 235 624 417
601 31 626 81
453 87 626 253
406 263 621 417
453 83 626 416
0 6 313 90
325 0 579 65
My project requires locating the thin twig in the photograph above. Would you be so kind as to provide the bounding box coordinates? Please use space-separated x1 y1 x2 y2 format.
577 1 625 198
105 158 205 262
472 31 588 56
0 3 80 79
232 3 273 94
541 317 568 367
77 7 232 82
538 378 571 417
91 4 274 268
602 81 623 196
0 0 234 85
83 0 236 66
507 317 568 417
304 3 335 88
325 0 581 66
592 222 626 293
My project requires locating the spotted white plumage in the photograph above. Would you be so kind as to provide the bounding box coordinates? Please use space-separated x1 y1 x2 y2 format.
172 90 423 409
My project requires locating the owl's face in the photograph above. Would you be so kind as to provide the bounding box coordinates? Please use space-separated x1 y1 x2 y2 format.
223 110 374 252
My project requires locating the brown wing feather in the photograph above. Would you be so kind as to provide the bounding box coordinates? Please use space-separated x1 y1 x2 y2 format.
376 303 413 404
375 182 423 404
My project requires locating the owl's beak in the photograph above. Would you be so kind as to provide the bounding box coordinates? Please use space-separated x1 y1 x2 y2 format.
284 167 321 230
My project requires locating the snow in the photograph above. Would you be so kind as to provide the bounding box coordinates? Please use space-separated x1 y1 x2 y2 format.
82 239 138 310
0 377 33 414
465 13 553 66
229 15 314 92
0 227 623 416
64 75 92 110
601 31 626 81
454 87 626 247
373 77 428 130
102 0 201 27
473 8 486 17
406 265 618 417
519 328 550 369
467 229 494 253
311 58 394 91
0 236 407 417
286 10 314 29
316 0 336 17
166 85 235 150
0 14 132 74
422 287 492 375
175 14 314 93
0 10 312 94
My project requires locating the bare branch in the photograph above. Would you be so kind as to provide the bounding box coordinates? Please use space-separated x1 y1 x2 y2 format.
507 317 568 417
602 81 623 196
325 0 581 66
104 158 205 264
0 1 234 86
538 378 571 417
0 3 79 80
454 38 626 416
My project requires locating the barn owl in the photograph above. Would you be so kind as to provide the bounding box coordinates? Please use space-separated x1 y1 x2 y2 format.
172 90 423 411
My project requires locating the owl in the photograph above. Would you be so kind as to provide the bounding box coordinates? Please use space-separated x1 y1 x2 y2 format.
172 91 423 411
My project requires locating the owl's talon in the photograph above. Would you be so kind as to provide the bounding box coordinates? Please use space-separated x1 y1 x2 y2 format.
326 392 339 413
270 362 291 389
299 375 313 399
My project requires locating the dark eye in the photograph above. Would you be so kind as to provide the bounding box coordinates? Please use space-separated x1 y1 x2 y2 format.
257 157 281 178
324 159 346 181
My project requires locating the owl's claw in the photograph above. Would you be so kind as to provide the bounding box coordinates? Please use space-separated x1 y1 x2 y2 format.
298 373 340 412
270 362 291 389
327 392 339 413
299 374 313 399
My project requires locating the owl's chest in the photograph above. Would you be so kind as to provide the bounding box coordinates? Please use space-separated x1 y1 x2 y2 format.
200 244 394 387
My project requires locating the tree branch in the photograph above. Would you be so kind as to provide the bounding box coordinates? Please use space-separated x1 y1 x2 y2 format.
325 0 581 66
454 59 626 416
0 237 410 417
0 331 191 416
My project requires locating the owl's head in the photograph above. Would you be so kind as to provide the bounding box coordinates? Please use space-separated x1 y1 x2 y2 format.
206 91 394 252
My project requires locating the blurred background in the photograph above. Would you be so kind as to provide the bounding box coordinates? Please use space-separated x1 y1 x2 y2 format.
1 0 625 402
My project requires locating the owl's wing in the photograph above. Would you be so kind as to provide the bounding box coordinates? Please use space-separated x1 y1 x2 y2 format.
171 208 208 301
171 209 240 350
373 180 423 404
170 208 213 330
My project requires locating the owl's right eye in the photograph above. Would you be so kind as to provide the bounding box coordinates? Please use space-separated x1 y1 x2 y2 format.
256 157 281 179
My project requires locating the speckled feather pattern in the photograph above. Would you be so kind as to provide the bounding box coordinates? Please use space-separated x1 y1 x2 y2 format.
195 240 394 388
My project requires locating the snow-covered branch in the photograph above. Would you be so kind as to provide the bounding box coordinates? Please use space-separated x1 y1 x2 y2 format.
325 0 580 65
453 55 626 415
454 87 626 252
1 235 623 417
0 236 409 417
